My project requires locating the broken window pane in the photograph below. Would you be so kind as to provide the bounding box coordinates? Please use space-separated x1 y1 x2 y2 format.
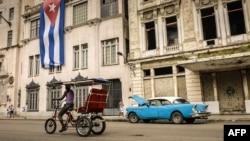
201 7 217 41
166 16 178 46
227 1 246 36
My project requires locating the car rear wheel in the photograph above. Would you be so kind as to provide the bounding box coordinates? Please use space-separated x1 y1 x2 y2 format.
171 112 183 124
128 113 139 123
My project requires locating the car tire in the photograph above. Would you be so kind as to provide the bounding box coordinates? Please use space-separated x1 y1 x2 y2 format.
171 112 183 124
128 113 139 123
185 118 195 124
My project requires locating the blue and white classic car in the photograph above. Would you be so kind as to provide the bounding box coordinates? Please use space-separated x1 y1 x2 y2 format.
126 95 211 124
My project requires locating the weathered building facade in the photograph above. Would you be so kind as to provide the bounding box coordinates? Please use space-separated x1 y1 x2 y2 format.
128 0 250 114
0 0 27 117
1 0 250 118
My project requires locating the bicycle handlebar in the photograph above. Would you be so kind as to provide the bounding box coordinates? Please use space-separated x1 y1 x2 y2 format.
52 99 66 108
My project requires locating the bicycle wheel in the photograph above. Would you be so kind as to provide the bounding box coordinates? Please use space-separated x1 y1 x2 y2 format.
75 116 92 137
45 118 57 134
91 115 106 135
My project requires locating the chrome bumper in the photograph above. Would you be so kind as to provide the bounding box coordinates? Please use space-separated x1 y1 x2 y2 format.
191 112 211 118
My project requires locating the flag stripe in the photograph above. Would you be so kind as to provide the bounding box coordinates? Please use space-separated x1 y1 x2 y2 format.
58 1 65 65
54 8 60 65
39 7 45 68
39 0 64 68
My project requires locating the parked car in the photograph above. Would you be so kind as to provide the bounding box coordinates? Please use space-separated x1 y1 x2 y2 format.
126 95 211 124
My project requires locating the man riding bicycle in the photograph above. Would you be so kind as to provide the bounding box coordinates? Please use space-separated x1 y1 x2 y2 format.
53 84 74 132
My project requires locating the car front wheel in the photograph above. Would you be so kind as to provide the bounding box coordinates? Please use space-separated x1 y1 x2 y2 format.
128 113 139 123
171 112 183 124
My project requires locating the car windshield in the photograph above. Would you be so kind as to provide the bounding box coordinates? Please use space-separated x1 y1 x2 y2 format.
173 98 189 104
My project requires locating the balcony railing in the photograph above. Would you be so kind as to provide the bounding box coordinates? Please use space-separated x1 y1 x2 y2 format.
165 44 179 52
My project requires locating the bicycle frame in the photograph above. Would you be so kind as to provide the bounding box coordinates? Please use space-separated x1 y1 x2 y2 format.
45 100 82 134
51 100 78 128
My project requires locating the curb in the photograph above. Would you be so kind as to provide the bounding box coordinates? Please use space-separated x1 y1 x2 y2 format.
1 115 250 122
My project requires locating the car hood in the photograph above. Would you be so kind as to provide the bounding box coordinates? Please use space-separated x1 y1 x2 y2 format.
129 95 148 105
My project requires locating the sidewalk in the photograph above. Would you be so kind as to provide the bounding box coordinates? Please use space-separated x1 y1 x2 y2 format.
1 114 250 122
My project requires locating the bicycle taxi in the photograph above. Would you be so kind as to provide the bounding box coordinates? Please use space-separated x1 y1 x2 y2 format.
44 78 111 137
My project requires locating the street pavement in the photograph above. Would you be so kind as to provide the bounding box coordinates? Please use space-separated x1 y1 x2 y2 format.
0 114 250 122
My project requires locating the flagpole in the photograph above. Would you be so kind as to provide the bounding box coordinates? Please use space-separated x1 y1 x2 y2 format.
0 14 11 27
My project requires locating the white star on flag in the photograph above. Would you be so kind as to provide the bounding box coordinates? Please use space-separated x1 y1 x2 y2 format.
49 3 56 12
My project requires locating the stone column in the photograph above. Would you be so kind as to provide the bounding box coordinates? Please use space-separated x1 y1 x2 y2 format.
185 69 203 102
212 73 218 101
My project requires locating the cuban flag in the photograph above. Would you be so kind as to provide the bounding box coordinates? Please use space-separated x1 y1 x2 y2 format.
39 0 65 68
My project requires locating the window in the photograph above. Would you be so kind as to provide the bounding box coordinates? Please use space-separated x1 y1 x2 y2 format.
27 89 39 111
154 67 172 76
124 0 128 20
73 44 88 70
73 2 88 25
74 86 89 109
49 67 54 73
29 55 40 76
30 19 40 38
143 69 151 77
26 80 39 112
125 39 129 58
102 38 118 65
81 44 88 68
7 30 12 47
177 66 185 73
0 12 2 24
201 7 217 43
17 90 21 108
48 87 61 110
29 56 34 76
173 98 189 104
106 79 121 108
166 16 178 46
9 7 14 21
161 100 171 105
149 100 161 106
145 21 156 50
101 0 118 18
49 66 62 73
35 55 40 75
56 66 62 72
73 45 80 69
227 1 246 36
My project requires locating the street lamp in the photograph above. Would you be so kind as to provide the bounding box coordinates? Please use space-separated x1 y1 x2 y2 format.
117 51 136 72
117 51 127 64
0 14 11 27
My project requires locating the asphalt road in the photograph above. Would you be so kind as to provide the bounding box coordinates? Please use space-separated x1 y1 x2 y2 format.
0 119 249 141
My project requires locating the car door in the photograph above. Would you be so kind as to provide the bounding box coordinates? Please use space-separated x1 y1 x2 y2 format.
139 100 159 119
157 100 173 119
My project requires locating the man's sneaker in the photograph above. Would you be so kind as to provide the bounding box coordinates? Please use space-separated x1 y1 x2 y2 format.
59 127 67 132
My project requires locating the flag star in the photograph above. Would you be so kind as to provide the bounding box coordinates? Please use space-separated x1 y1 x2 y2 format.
49 3 56 12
